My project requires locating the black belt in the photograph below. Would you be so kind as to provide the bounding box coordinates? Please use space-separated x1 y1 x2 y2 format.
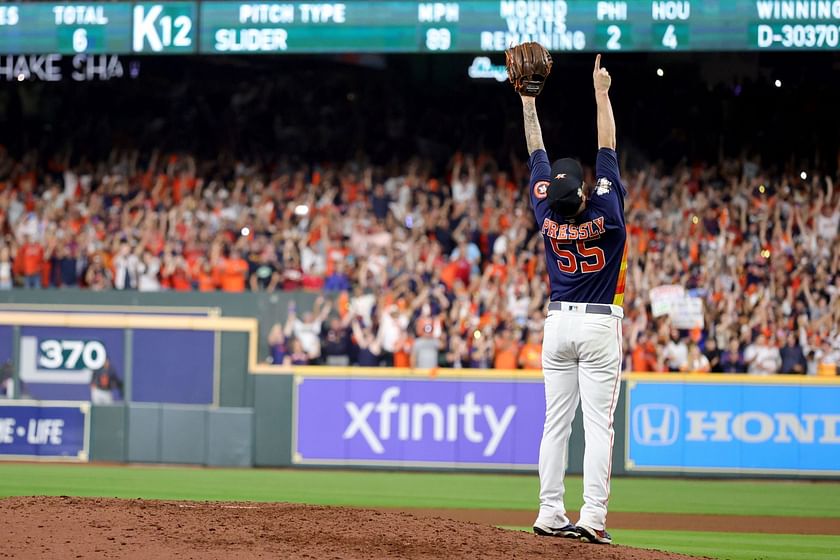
548 302 613 315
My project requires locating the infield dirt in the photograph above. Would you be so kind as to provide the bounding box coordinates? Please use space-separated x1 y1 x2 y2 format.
0 496 706 559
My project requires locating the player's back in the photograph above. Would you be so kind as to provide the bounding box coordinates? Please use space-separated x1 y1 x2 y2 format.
529 148 628 306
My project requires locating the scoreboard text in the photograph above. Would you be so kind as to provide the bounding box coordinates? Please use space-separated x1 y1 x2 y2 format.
0 1 839 54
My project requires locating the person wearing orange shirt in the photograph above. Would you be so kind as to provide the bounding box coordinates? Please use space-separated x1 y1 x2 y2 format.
167 254 193 291
219 250 249 292
194 257 217 292
393 335 412 368
518 330 543 370
630 333 659 372
494 329 520 370
16 235 44 289
439 260 459 291
485 253 508 283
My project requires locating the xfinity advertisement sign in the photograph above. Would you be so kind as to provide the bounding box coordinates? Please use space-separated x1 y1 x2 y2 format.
343 387 516 457
294 377 544 468
626 381 840 474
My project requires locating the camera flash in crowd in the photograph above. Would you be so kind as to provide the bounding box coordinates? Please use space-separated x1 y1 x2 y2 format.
761 249 771 259
758 184 766 194
656 68 664 77
774 79 782 88
16 74 24 82
294 204 309 217
800 171 807 180
240 227 250 237
691 215 699 224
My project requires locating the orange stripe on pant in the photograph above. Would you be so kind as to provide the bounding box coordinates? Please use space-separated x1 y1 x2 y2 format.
612 240 629 306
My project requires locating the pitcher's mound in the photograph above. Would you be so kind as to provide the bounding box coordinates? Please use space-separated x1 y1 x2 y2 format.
0 496 703 559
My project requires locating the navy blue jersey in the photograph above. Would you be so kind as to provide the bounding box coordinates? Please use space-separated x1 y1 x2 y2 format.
529 148 628 306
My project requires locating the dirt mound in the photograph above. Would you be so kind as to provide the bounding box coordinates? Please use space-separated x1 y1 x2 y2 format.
0 496 703 559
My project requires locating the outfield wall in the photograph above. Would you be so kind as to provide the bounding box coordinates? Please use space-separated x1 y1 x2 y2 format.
0 293 837 478
4 369 838 478
251 369 840 478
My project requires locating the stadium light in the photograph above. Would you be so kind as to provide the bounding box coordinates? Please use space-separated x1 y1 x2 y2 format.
774 79 782 88
656 68 664 77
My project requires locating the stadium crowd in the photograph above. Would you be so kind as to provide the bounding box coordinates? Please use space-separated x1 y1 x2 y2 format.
0 145 838 376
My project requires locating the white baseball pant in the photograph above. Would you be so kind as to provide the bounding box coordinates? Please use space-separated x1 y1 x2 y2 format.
535 303 623 531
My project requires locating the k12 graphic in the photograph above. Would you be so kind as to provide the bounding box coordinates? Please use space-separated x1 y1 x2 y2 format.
294 377 544 468
627 381 840 474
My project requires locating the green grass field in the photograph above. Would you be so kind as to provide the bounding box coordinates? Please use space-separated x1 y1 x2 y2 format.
1 463 839 560
502 528 840 560
609 530 840 560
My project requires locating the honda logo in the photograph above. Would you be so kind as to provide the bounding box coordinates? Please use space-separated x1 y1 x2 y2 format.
633 404 679 446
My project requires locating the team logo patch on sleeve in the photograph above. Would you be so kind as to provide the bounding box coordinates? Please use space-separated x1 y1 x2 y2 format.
595 177 612 196
534 181 549 200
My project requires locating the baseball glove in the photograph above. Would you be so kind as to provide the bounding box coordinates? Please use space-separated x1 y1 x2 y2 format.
505 42 553 96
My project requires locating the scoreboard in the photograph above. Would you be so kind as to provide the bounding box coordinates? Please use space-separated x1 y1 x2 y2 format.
0 3 196 54
197 1 840 53
0 1 839 54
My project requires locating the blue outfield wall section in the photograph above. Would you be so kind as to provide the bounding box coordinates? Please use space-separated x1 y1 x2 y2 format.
0 325 12 365
624 375 840 476
131 329 214 404
0 400 90 461
0 289 318 407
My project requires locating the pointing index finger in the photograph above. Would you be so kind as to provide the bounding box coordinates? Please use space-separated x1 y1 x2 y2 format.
594 54 601 72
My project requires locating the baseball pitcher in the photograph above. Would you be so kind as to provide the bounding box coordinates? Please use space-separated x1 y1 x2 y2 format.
506 45 627 545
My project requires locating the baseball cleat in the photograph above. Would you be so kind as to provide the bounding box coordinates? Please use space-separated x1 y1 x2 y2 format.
533 523 579 538
577 525 612 544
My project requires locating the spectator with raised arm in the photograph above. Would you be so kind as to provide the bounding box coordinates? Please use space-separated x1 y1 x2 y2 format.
291 297 332 363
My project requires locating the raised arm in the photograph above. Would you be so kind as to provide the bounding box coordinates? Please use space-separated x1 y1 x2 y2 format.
829 176 840 212
350 317 368 349
316 296 332 323
593 54 616 150
520 96 545 155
